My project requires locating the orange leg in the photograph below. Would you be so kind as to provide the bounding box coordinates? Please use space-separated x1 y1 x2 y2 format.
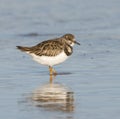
49 66 57 75
49 66 53 75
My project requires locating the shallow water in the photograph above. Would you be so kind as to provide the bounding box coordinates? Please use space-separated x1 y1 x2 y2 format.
0 0 120 119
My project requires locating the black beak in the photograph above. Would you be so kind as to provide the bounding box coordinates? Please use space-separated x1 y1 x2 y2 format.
74 41 80 45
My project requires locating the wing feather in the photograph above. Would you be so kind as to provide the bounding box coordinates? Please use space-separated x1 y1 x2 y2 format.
29 39 64 56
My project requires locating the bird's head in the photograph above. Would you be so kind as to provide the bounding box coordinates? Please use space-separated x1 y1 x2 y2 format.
62 34 80 46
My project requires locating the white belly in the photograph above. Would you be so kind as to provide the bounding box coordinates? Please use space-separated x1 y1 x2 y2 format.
30 51 68 66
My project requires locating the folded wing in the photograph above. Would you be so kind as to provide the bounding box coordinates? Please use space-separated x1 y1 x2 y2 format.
29 40 64 56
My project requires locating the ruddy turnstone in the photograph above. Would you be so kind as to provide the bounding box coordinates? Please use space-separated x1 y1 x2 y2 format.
17 34 80 75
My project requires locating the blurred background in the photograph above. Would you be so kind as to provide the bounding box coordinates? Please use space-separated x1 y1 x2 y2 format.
0 0 120 119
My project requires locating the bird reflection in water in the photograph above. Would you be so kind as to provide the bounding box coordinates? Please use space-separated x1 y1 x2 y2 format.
32 75 74 112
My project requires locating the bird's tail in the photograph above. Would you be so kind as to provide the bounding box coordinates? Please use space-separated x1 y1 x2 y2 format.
16 46 31 52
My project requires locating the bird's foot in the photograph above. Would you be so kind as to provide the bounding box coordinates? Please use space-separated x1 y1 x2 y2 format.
49 66 57 76
52 68 57 75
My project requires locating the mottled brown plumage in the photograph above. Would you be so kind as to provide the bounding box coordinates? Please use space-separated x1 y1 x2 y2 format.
17 34 79 56
17 34 80 75
30 39 64 56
